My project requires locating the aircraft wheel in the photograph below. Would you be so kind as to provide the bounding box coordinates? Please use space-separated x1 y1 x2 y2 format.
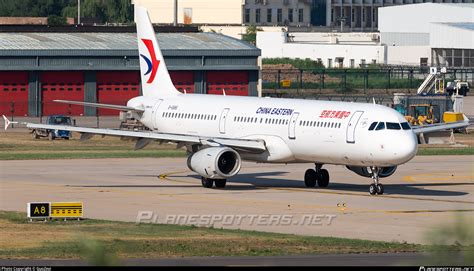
317 169 330 188
214 179 227 188
369 184 377 195
376 183 384 195
32 130 40 139
304 169 317 187
201 177 214 188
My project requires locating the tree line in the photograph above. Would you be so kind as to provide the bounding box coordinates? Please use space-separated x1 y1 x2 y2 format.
0 0 133 24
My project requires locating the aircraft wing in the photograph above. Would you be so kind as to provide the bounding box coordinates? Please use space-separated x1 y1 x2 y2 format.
24 122 266 153
53 100 144 112
411 118 470 134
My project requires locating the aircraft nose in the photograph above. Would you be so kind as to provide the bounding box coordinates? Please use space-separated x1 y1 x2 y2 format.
394 132 418 164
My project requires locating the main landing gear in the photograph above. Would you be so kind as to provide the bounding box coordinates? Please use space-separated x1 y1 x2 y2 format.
201 177 227 189
368 166 384 195
304 164 329 188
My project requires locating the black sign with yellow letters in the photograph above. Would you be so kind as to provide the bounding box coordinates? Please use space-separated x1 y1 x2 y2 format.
28 202 50 218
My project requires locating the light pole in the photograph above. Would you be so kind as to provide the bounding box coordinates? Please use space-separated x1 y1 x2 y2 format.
77 0 81 25
173 0 178 26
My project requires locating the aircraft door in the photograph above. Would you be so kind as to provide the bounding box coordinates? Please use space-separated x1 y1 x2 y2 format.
288 112 299 140
346 111 364 143
219 108 230 134
152 99 163 129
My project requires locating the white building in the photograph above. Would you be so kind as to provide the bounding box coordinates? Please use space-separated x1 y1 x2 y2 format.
257 3 473 68
257 31 384 68
379 3 474 67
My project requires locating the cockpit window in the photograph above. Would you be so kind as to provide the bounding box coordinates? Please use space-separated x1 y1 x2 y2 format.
400 122 411 130
375 122 385 130
386 122 401 130
368 122 378 131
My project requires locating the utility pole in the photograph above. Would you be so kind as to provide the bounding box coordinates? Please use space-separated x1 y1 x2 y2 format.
77 0 81 25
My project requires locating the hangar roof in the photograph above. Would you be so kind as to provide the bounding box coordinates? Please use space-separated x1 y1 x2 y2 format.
0 32 260 56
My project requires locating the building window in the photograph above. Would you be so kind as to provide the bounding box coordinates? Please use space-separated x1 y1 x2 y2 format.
267 8 272 23
256 8 261 23
331 8 334 22
288 8 293 23
351 8 355 23
277 8 282 24
298 9 304 23
350 59 355 68
245 8 250 23
372 59 376 65
361 59 366 67
328 58 332 68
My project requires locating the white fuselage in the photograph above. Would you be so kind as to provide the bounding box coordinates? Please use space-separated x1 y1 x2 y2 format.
129 93 418 167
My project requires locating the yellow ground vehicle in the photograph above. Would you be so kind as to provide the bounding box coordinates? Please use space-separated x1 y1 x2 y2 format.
404 104 440 126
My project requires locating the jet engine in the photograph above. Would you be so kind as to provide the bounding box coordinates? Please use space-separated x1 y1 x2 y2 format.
346 166 397 178
187 147 241 179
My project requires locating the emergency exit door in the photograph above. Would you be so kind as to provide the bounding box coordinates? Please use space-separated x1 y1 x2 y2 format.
288 112 299 139
219 108 230 134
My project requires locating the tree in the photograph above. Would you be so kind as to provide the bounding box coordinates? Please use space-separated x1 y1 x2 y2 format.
242 25 262 45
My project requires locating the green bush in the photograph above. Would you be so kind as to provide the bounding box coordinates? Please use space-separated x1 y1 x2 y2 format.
47 15 67 26
263 58 325 69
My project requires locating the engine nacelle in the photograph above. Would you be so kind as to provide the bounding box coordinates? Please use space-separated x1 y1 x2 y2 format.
346 166 397 178
187 147 241 179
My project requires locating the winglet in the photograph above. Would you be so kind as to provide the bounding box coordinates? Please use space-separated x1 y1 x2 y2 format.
3 115 18 130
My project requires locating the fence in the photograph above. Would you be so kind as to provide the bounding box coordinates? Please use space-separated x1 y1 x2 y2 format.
262 67 474 93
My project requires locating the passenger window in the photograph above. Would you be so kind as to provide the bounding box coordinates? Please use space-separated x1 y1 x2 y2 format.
401 122 411 130
375 122 385 130
368 122 378 131
386 122 401 130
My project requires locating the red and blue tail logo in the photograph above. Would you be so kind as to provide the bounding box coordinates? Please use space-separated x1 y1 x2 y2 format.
139 39 160 84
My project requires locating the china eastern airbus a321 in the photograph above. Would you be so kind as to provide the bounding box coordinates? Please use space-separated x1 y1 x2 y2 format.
3 7 469 195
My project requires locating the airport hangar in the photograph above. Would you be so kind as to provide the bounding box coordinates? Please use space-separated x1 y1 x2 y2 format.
0 27 261 117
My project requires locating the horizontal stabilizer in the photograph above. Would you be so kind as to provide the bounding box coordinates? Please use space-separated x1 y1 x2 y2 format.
2 115 20 130
54 100 144 112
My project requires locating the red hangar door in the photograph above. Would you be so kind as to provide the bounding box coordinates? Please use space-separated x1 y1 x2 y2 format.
0 72 29 116
207 71 248 96
96 71 140 116
41 72 84 116
170 71 194 94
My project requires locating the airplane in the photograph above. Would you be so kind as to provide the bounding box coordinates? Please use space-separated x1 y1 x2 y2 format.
3 6 469 195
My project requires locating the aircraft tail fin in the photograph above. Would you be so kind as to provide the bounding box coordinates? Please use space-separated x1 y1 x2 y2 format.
135 6 179 98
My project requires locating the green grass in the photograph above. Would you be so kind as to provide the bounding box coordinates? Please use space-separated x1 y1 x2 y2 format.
0 211 421 260
417 148 474 156
0 149 186 160
0 132 187 160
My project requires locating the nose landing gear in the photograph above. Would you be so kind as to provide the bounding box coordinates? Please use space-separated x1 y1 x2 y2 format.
368 166 384 195
304 164 330 188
